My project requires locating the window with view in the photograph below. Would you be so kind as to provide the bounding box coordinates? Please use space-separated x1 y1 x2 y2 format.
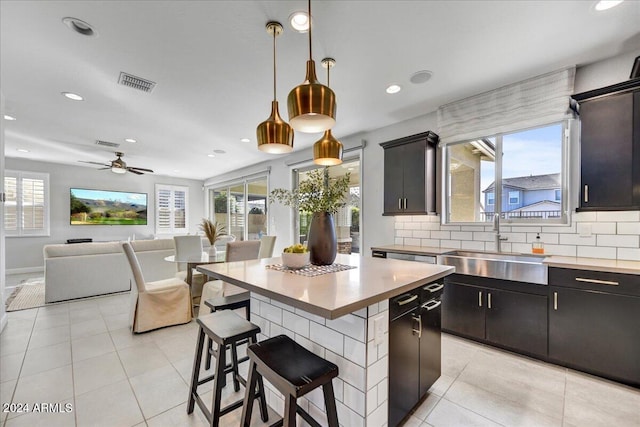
4 170 50 236
445 123 566 224
155 184 188 234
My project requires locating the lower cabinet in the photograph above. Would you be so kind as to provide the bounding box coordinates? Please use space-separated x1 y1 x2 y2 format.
548 268 640 387
442 276 548 358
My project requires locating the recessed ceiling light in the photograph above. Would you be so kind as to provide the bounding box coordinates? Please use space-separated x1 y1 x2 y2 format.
240 138 251 143
289 11 310 33
3 114 17 121
594 0 624 11
17 148 30 153
62 92 84 101
124 138 137 143
386 84 402 94
410 70 433 84
62 17 97 36
213 149 226 154
207 154 215 158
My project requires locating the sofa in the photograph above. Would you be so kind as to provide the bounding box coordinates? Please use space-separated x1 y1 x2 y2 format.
43 239 178 303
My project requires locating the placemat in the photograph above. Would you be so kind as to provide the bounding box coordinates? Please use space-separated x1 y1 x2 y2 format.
266 263 357 277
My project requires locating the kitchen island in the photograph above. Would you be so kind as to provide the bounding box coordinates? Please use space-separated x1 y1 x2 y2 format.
198 254 454 427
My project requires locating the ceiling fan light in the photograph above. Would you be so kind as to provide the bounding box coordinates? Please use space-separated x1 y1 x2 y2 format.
288 60 336 133
313 129 343 165
257 101 294 154
111 166 126 174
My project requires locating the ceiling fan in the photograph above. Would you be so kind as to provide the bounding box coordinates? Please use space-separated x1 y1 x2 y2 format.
79 152 154 175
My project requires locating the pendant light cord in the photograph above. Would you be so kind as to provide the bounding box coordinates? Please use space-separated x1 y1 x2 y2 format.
272 26 277 101
308 0 312 61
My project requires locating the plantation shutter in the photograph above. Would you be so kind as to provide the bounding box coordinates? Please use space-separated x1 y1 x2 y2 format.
4 171 49 236
155 184 189 234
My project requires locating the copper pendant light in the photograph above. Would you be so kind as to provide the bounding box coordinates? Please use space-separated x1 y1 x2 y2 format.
287 0 336 133
313 58 343 165
257 22 294 154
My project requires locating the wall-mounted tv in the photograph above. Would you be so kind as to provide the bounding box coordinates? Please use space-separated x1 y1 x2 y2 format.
70 188 148 225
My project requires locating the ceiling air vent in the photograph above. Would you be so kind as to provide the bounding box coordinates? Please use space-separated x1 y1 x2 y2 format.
118 72 156 93
95 140 120 148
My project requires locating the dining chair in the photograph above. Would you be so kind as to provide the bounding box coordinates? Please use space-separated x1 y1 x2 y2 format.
123 242 192 333
173 235 207 297
199 240 261 315
258 235 277 259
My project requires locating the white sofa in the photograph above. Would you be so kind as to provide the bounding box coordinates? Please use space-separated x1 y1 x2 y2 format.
44 242 132 303
43 239 178 303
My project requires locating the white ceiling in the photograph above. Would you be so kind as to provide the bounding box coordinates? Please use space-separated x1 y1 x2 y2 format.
2 1 639 180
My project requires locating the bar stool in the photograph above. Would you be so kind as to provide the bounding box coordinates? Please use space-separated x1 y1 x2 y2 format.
203 291 251 370
188 310 268 427
241 334 339 427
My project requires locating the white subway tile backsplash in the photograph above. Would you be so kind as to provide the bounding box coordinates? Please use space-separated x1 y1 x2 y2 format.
270 323 294 339
327 314 366 342
597 234 639 248
344 336 367 368
394 237 404 245
336 401 365 427
461 240 485 251
544 244 577 256
310 323 344 356
574 211 598 222
412 230 431 239
473 232 495 242
343 382 366 416
325 351 366 391
366 400 388 427
578 246 617 259
260 303 282 324
618 222 640 235
404 238 421 246
590 222 617 234
618 248 640 261
451 231 472 240
421 222 442 230
396 229 412 238
431 231 450 240
294 308 326 325
377 378 388 407
366 356 388 388
510 243 532 254
460 225 486 232
282 311 310 338
542 223 576 234
294 335 326 359
420 239 441 247
559 234 596 246
440 225 461 231
406 222 422 231
271 300 294 313
439 240 461 249
366 387 378 416
503 233 527 243
597 211 639 222
394 222 404 230
251 314 270 337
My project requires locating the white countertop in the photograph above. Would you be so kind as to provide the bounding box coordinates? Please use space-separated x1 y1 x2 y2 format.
371 245 457 256
543 256 640 275
197 254 454 319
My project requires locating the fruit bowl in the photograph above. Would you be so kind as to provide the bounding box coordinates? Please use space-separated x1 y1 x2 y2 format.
281 251 310 269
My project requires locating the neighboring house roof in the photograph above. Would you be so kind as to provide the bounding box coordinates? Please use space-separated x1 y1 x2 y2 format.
509 200 561 212
483 173 561 192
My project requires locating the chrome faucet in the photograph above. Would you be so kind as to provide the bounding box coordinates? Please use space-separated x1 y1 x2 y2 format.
493 213 508 253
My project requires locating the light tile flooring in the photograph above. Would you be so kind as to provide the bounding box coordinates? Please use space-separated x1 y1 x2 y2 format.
1 292 639 427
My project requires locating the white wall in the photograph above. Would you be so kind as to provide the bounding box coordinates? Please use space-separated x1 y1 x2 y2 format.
4 158 205 275
1 93 7 331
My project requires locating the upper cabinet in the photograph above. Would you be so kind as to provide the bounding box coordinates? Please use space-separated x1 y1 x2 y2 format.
573 79 640 211
381 131 438 215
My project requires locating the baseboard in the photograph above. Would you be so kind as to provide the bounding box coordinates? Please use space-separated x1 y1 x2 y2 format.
6 266 44 276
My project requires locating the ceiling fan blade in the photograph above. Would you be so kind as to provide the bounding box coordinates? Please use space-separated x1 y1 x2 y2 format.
127 169 144 175
97 167 111 170
79 160 110 166
128 167 154 173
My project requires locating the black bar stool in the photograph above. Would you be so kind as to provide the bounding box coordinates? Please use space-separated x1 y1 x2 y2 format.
187 310 268 427
203 291 251 370
241 334 339 427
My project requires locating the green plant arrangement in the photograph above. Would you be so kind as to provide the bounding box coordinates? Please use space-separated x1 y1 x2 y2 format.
200 218 226 245
270 168 350 214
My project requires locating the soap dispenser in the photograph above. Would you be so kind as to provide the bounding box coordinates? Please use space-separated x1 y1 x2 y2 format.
532 233 544 254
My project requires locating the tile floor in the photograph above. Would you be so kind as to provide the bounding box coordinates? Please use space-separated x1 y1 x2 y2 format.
1 292 639 427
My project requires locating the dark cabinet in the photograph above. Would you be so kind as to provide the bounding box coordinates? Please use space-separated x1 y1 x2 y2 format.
548 268 640 387
573 79 640 210
381 131 438 215
442 275 548 358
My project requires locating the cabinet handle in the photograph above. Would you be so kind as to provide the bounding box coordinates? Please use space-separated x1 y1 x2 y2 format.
398 198 402 210
478 291 482 307
575 277 619 286
422 299 442 311
397 294 418 306
553 291 558 310
488 292 492 309
584 184 589 203
423 283 444 293
412 314 422 338
403 198 407 210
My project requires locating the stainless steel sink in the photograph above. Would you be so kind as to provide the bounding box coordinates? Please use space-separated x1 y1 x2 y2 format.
440 250 548 285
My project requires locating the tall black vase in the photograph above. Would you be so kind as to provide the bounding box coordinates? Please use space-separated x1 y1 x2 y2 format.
308 212 337 265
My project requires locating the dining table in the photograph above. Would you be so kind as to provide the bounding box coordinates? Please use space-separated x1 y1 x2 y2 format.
164 251 226 287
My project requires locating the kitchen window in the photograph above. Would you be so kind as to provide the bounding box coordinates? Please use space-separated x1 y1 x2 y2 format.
445 122 568 224
155 184 189 234
4 170 50 236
